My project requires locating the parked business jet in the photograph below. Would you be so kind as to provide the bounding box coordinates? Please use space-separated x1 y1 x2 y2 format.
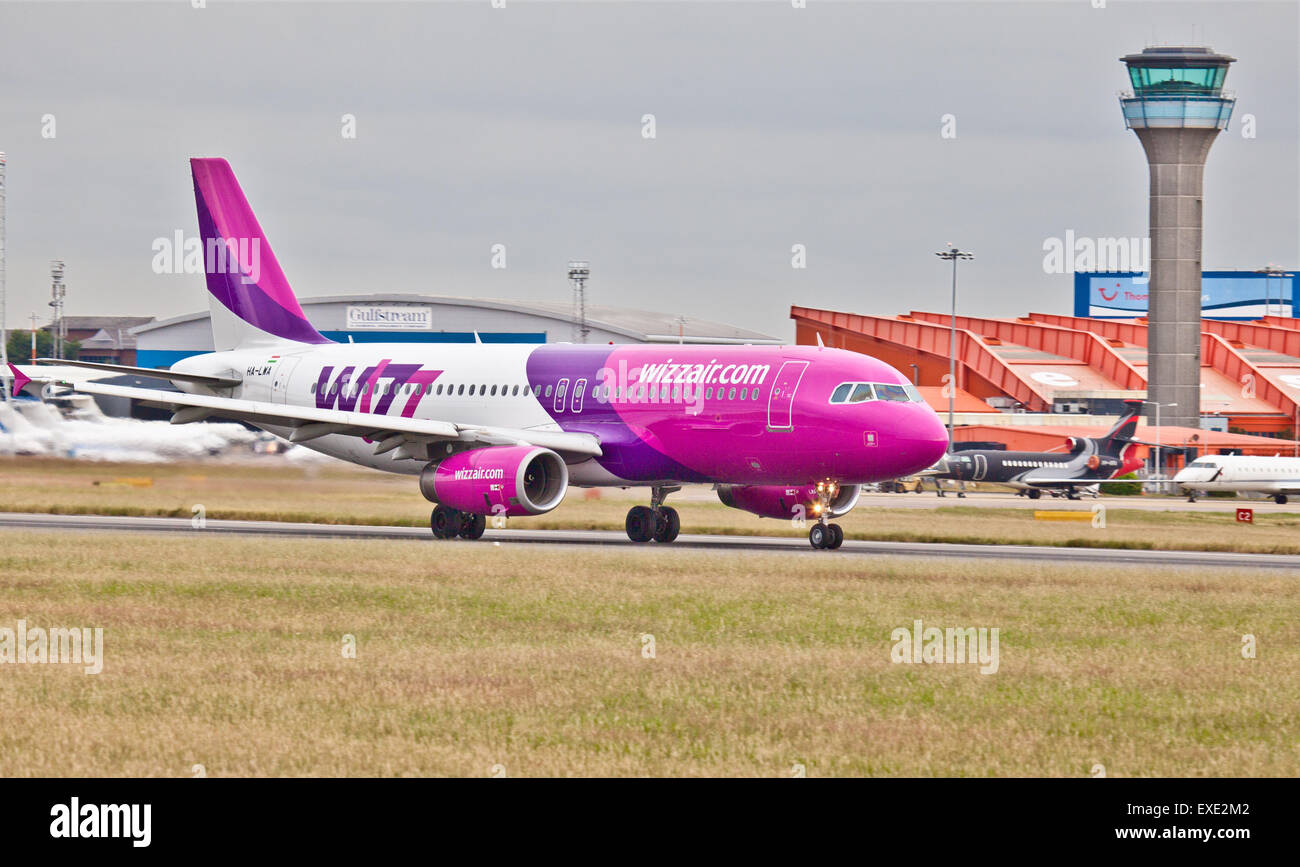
1174 455 1300 504
6 158 949 548
924 400 1145 499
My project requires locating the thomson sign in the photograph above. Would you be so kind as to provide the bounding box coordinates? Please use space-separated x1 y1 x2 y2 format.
346 305 433 330
1075 270 1296 320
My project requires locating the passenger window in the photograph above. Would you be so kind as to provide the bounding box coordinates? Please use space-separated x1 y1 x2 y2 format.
490 385 497 396
706 387 713 400
728 388 736 400
457 384 465 396
544 384 552 398
831 383 852 403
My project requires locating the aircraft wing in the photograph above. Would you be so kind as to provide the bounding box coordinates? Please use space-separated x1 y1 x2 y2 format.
53 380 604 460
34 358 242 388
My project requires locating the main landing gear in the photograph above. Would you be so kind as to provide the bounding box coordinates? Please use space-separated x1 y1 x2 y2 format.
1275 494 1289 505
808 481 845 550
626 485 681 543
430 504 487 540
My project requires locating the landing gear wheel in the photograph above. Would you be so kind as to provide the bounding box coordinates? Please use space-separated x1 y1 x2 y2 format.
430 505 463 539
459 513 487 540
1027 489 1042 500
1275 494 1288 505
809 523 829 549
827 523 844 549
1187 494 1197 503
653 507 680 543
626 505 655 543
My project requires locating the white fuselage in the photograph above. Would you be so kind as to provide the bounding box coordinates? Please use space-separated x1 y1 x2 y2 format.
171 344 597 477
1173 455 1300 495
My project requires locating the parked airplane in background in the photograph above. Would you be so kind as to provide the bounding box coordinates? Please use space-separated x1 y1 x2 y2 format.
924 400 1145 499
6 158 949 549
1174 455 1300 504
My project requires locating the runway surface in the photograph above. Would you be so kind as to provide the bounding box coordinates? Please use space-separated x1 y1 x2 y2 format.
2 512 1297 572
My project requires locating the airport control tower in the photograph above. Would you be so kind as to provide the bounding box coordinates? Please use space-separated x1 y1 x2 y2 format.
1119 46 1235 430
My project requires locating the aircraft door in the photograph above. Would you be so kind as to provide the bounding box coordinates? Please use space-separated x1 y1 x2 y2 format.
766 360 810 432
973 454 987 480
271 357 300 405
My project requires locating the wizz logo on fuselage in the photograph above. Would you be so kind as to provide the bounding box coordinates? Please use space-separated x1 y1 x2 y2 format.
314 360 442 418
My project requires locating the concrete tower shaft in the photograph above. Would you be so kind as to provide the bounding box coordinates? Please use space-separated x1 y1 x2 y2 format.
1120 46 1235 431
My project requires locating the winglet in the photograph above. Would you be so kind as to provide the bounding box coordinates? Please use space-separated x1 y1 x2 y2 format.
6 364 30 395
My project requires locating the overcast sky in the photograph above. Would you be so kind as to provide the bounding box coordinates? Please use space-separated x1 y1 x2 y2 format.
0 0 1295 340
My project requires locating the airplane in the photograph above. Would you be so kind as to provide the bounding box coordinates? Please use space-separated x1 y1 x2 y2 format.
4 158 949 550
1173 455 1300 504
923 399 1145 499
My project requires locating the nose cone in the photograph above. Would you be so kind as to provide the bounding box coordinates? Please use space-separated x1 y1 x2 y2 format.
890 405 950 475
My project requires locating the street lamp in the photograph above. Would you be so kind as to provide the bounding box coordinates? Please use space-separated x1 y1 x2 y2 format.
1141 400 1177 489
935 244 974 448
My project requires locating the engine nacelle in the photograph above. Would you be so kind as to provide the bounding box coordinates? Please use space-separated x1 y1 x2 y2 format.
1065 436 1086 453
419 445 568 516
716 483 861 521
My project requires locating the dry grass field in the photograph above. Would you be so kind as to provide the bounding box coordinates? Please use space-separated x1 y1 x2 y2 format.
0 529 1296 777
3 456 1300 554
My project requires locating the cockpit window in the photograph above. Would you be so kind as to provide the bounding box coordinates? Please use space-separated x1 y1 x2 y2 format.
1187 459 1216 469
848 383 874 403
831 381 928 405
872 383 911 402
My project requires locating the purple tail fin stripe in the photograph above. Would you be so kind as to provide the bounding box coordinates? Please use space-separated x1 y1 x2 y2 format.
190 158 331 345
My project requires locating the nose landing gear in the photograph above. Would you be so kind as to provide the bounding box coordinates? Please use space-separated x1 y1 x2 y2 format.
808 480 845 550
626 485 681 543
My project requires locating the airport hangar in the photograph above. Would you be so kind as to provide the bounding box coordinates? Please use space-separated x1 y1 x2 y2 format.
793 270 1300 469
132 294 779 368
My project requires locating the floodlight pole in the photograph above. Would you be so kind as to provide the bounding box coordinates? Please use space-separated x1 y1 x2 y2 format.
0 152 7 400
935 245 974 448
567 261 590 344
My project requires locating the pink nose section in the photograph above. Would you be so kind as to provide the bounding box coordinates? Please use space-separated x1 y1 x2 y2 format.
893 408 950 475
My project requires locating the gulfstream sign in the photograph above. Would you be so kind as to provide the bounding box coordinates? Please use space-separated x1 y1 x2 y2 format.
346 305 433 330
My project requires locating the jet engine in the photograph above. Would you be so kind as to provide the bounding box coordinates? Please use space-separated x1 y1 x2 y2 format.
419 445 568 516
716 483 861 521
